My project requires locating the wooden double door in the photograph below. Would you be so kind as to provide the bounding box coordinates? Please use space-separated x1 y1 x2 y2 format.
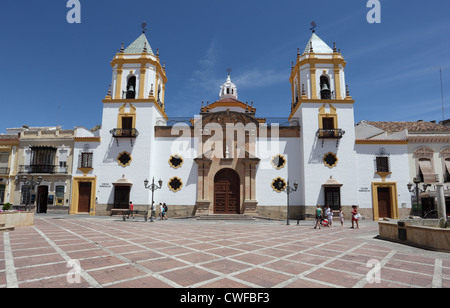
214 169 240 214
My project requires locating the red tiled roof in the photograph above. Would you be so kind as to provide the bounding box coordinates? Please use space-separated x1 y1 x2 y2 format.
365 121 450 133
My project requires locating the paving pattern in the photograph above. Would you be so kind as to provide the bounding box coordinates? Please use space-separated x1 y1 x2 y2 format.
1 215 449 288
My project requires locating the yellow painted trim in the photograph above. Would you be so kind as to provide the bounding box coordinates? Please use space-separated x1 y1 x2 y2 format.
117 103 137 130
111 57 167 84
138 68 146 99
271 177 286 193
168 154 184 169
103 98 168 120
168 176 183 192
288 98 355 120
77 167 94 176
70 176 97 216
323 152 338 168
334 67 342 100
117 151 132 167
318 104 338 130
114 68 123 99
310 65 317 99
271 154 286 170
371 182 399 221
375 171 392 182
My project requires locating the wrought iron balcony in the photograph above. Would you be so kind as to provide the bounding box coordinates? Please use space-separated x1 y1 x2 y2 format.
0 167 10 175
316 129 345 139
18 165 68 174
110 128 139 138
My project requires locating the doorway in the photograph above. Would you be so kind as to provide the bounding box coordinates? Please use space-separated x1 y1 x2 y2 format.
214 168 240 214
78 182 92 213
377 187 392 218
37 185 48 213
114 186 131 209
372 182 399 220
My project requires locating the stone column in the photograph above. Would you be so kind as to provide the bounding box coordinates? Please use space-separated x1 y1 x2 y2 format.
436 184 447 228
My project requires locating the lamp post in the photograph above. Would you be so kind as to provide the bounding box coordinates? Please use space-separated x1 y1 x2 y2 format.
18 175 43 212
279 179 298 225
407 177 430 217
144 177 162 222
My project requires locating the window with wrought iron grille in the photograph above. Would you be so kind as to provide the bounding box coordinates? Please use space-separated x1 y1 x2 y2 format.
79 152 93 168
375 156 390 173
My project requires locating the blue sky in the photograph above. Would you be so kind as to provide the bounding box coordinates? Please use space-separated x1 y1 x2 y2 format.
1 0 450 132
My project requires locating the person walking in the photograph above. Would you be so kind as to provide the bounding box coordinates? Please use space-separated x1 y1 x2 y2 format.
351 205 359 229
151 201 156 220
159 203 165 220
314 205 322 229
339 207 344 226
128 201 134 219
163 203 168 220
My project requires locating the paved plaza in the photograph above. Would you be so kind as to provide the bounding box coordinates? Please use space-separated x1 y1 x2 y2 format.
1 215 449 289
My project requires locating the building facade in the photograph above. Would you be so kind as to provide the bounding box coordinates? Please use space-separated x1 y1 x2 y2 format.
65 30 417 221
8 30 449 220
7 126 74 213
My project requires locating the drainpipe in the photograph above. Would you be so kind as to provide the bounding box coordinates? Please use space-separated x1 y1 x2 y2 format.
435 184 447 228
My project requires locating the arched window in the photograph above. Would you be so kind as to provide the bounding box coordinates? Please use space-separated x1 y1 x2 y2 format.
320 75 331 99
126 76 136 99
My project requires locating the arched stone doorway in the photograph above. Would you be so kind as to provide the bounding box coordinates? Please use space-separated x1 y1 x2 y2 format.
214 168 240 214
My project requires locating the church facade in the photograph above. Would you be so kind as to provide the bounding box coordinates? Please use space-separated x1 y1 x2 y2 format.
68 30 414 220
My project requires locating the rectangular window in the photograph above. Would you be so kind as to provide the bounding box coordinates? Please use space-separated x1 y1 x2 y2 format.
0 184 5 204
30 147 56 173
55 185 65 205
80 152 93 168
322 117 334 130
375 156 390 172
0 153 9 174
324 187 341 211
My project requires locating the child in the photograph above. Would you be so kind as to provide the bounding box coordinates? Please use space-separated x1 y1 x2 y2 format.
351 205 359 229
339 207 344 226
327 206 333 227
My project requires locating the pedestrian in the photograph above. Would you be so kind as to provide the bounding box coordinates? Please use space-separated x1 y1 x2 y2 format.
326 206 333 227
314 205 322 229
159 203 165 220
163 203 168 220
339 207 344 226
129 201 134 219
151 201 156 219
351 205 359 229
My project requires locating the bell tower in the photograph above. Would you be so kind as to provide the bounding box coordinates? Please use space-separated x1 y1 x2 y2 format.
289 29 358 216
289 31 353 117
105 29 167 115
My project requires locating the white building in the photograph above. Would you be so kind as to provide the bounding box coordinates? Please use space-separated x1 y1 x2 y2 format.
67 30 419 221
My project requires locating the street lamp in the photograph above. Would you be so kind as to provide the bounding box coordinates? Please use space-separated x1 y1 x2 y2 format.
278 179 298 225
407 177 430 217
144 177 163 222
18 175 43 211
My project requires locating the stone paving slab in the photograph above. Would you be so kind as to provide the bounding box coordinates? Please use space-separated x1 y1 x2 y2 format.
1 215 449 291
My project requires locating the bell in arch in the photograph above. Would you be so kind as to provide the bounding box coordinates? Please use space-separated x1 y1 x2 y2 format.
321 83 329 91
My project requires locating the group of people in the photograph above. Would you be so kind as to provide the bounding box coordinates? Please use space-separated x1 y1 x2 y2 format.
128 201 169 220
314 205 360 229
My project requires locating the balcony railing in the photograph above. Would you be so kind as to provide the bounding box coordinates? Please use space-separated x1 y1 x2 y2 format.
0 167 10 175
18 165 68 174
110 128 139 138
316 129 345 139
